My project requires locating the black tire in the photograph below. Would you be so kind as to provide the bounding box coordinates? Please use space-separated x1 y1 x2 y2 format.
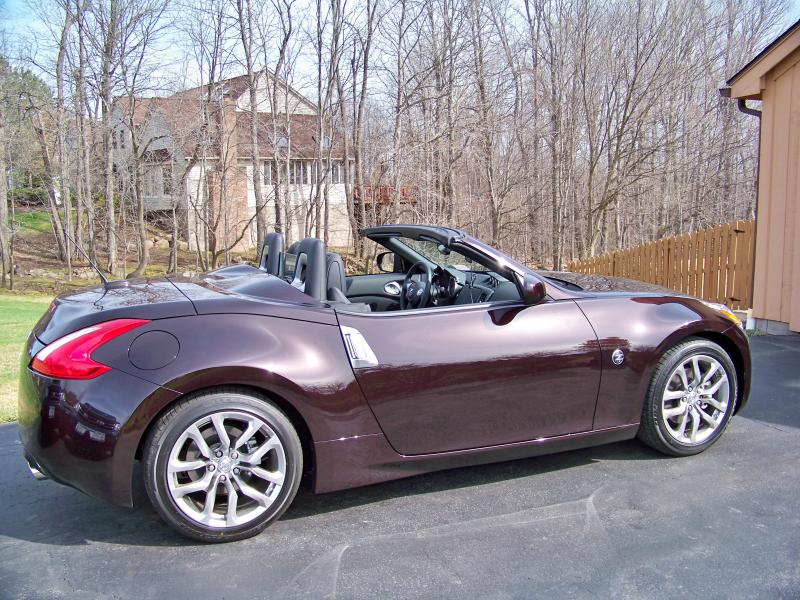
143 387 303 542
637 338 738 457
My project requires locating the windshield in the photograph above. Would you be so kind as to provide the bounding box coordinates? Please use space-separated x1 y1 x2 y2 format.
397 237 490 273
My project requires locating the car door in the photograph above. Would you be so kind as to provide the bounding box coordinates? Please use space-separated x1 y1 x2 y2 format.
335 299 601 455
345 273 404 311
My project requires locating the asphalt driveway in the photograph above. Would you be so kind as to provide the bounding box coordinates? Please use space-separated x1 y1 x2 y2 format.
1 335 799 599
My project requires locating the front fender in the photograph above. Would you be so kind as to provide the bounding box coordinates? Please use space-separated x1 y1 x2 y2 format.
576 296 747 429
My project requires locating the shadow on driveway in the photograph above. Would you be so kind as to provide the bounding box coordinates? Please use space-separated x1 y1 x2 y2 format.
0 418 663 548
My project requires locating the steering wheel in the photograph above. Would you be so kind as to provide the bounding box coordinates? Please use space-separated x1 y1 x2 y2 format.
401 261 433 310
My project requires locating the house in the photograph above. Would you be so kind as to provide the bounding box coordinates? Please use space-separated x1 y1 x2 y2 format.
722 18 800 334
112 71 356 252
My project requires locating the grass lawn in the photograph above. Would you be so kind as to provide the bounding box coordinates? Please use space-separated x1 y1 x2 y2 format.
14 209 57 234
0 294 52 423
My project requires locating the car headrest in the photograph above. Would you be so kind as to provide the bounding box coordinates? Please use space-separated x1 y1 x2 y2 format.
259 232 284 276
326 253 346 295
289 237 327 302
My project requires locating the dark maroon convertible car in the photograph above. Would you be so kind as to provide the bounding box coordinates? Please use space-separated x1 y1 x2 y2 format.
19 225 750 541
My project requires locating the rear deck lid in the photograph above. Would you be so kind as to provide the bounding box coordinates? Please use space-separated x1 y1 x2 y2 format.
33 279 195 344
167 266 337 325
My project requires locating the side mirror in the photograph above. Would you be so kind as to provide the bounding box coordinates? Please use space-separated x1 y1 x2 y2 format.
522 274 547 305
376 251 396 273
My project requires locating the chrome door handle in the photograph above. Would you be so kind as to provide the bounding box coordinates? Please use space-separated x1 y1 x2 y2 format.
384 281 401 296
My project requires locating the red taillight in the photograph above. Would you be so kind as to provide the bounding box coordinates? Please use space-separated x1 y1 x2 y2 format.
31 319 150 380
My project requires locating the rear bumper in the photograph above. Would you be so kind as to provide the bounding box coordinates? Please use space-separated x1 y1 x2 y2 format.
23 452 49 480
18 336 177 507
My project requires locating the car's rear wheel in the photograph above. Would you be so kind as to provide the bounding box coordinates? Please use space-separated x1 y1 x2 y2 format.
638 338 737 456
143 388 302 542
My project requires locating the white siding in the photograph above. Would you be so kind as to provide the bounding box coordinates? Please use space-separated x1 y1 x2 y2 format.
235 75 316 115
244 164 351 248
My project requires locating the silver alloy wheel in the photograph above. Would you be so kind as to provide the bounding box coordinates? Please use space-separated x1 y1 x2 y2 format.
661 354 730 445
166 410 286 528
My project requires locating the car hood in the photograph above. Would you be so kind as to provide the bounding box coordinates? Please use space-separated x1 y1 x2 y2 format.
538 270 680 296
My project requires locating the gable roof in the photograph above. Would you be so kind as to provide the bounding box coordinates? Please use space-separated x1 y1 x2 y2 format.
114 71 338 161
179 70 318 113
725 18 800 99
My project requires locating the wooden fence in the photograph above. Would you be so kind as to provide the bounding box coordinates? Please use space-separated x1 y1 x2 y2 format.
566 220 754 310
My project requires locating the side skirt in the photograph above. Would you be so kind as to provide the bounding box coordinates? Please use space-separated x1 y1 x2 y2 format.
313 424 640 494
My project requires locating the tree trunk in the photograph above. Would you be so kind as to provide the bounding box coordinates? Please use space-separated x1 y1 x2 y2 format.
0 115 9 287
102 0 119 275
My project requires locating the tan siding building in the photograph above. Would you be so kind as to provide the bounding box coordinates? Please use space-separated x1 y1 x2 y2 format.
724 19 800 334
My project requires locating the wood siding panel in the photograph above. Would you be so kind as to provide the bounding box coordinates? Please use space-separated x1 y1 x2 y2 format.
750 51 800 331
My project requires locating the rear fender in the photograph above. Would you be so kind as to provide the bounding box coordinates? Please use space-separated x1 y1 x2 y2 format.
93 314 382 447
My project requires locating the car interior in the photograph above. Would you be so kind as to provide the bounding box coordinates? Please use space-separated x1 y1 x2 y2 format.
254 230 523 313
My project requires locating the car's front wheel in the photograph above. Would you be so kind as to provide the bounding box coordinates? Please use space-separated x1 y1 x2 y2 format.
638 338 738 456
143 388 302 542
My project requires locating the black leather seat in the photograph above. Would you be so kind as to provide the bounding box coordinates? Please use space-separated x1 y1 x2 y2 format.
286 238 370 311
259 232 284 276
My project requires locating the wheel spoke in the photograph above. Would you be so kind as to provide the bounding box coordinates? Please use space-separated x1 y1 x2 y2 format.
705 377 726 395
677 367 689 390
235 476 271 507
249 466 285 485
691 357 702 386
234 419 260 450
211 414 230 449
172 472 213 497
663 405 685 419
186 425 212 459
675 411 689 437
224 478 239 526
701 363 719 384
663 389 685 401
702 397 725 412
245 436 280 464
168 458 207 474
201 477 220 520
698 408 717 427
689 409 700 443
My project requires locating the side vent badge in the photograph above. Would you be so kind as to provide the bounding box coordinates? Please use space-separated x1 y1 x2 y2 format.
340 326 379 369
611 348 625 366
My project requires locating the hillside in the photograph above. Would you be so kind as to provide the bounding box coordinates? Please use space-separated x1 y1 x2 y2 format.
5 208 257 295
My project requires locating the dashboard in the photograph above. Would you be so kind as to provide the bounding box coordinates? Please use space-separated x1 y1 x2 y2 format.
431 266 521 306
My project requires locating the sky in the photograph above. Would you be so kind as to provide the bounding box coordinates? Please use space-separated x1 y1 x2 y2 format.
2 0 800 98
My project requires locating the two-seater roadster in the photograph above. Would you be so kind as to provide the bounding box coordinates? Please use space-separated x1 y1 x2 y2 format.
19 225 750 541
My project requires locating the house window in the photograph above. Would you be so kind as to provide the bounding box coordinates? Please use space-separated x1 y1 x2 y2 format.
268 161 288 184
163 166 173 196
275 133 289 149
143 165 170 197
330 161 342 185
290 160 308 185
119 129 126 149
143 168 155 197
262 161 271 186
